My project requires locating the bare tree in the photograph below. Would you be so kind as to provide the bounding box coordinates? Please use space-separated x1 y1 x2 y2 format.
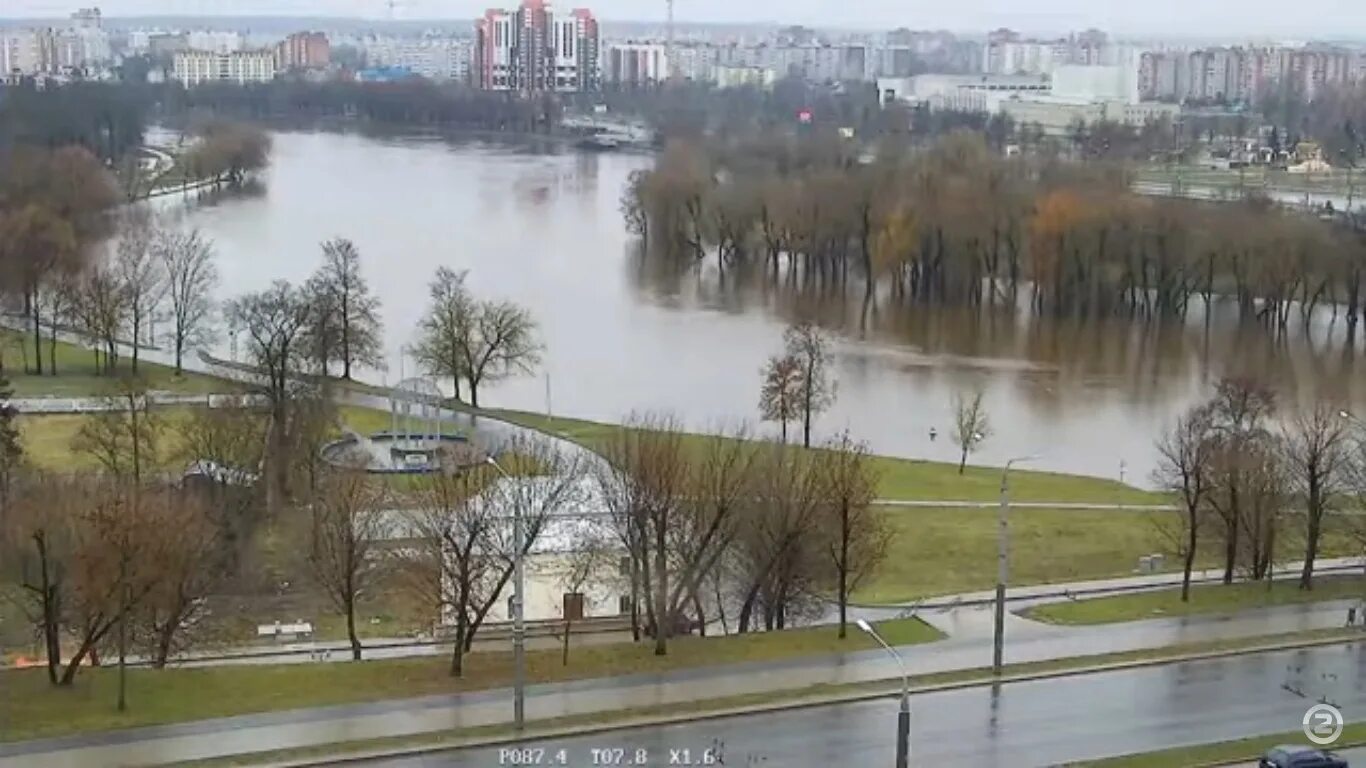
157 229 218 375
113 209 166 373
1153 404 1215 602
72 262 129 374
759 354 803 444
1206 378 1277 584
285 383 340 500
676 426 761 636
734 444 825 632
461 300 542 410
1282 403 1351 590
0 146 115 374
595 414 692 655
816 432 887 638
1 473 76 684
310 239 384 380
556 527 614 666
225 281 312 511
308 468 390 661
75 375 162 484
413 268 541 409
301 273 342 377
952 390 991 474
1239 445 1290 582
0 372 21 506
403 436 582 676
413 267 475 402
3 476 160 686
783 322 835 449
178 396 269 571
402 469 492 677
138 489 223 668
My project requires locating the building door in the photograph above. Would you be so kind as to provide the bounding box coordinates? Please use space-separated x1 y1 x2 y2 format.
563 592 585 621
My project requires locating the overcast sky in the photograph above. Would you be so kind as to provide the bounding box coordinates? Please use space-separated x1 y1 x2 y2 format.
3 0 1365 38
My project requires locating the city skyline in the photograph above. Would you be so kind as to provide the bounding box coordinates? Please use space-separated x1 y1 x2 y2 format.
3 0 1366 40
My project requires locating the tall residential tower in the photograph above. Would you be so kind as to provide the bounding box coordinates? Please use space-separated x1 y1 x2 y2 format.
475 1 599 93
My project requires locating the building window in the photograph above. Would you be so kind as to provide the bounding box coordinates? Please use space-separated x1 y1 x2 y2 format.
618 595 633 615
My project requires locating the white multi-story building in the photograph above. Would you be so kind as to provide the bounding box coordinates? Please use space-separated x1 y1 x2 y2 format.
603 42 668 87
877 74 1050 109
714 43 869 83
713 64 777 89
1 26 110 76
1139 45 1360 103
366 37 473 82
173 49 276 86
671 43 716 82
1 30 41 75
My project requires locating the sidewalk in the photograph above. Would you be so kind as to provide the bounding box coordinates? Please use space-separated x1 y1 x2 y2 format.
2 599 1361 768
850 556 1366 611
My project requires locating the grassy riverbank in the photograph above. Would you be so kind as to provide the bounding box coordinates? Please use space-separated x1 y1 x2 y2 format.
0 617 939 742
1 330 229 397
1026 574 1366 625
856 506 1180 604
484 408 1161 505
15 404 404 470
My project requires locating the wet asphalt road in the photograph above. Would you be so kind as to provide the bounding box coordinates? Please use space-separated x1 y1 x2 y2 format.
363 644 1366 768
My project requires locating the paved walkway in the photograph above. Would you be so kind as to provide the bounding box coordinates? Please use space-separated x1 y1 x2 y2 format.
2 600 1360 768
63 557 1360 670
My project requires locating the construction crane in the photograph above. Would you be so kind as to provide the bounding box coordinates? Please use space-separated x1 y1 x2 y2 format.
666 0 677 80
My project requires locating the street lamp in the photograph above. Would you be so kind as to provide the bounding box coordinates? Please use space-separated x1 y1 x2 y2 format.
856 618 910 768
486 456 525 732
994 455 1038 676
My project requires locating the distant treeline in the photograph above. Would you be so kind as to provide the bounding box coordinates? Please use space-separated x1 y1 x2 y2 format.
161 79 562 134
0 81 154 163
625 131 1366 332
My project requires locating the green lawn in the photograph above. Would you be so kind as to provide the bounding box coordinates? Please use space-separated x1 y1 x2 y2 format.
489 409 1160 505
1 330 231 397
853 506 1184 604
1026 575 1366 625
1085 726 1366 767
0 617 939 742
17 405 399 470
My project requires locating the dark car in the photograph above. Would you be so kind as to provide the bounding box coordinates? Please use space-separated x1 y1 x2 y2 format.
1260 745 1349 768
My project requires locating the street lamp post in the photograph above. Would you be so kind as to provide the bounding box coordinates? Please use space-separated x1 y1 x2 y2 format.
486 456 525 732
856 618 910 768
994 456 1037 676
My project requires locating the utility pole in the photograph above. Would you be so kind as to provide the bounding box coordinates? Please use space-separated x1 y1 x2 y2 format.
856 619 909 768
994 456 1036 676
487 457 524 731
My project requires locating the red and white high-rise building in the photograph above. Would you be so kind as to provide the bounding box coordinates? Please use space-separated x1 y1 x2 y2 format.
476 1 598 93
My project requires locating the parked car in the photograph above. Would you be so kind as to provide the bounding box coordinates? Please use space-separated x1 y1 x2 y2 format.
1260 745 1349 768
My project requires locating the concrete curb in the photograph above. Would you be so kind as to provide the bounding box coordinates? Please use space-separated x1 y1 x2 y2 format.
247 633 1366 768
1183 739 1366 768
849 561 1366 612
